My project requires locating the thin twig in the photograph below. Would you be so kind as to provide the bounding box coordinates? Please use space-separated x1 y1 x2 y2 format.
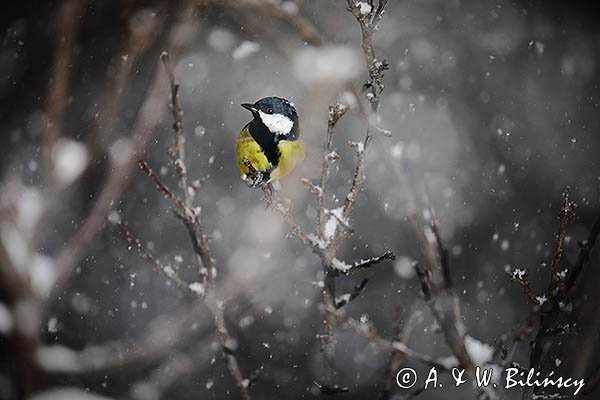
330 251 396 277
409 210 503 400
316 103 347 233
507 268 540 305
524 211 599 400
129 50 252 400
334 278 368 309
138 160 188 212
346 0 389 112
549 189 577 289
118 222 202 297
161 51 193 208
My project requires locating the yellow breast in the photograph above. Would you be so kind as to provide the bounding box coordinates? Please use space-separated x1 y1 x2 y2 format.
235 126 305 182
270 139 305 181
236 126 272 176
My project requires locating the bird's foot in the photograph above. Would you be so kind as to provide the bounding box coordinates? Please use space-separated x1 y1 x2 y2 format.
242 171 265 188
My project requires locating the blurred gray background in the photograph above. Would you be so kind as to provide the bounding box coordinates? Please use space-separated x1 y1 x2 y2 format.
0 0 599 399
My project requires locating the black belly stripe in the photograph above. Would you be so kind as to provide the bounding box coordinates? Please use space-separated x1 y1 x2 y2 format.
247 120 280 166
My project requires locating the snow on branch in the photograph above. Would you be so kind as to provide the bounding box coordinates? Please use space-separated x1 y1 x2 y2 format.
330 251 396 277
120 51 252 400
252 2 398 395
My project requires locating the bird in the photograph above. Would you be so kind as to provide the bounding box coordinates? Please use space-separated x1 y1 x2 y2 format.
236 96 305 188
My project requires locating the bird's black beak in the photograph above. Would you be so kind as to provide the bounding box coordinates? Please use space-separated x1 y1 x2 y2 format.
241 103 258 114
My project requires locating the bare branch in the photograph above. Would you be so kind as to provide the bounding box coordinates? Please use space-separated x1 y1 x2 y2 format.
409 210 503 399
331 251 396 277
346 0 389 111
414 262 433 301
126 49 253 400
273 200 317 250
138 160 187 212
342 138 369 220
428 209 452 288
334 278 368 309
118 222 204 298
161 51 193 208
523 211 600 400
507 268 540 305
316 103 347 232
549 189 577 289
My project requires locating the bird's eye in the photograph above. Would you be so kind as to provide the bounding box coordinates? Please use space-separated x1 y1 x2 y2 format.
268 108 274 114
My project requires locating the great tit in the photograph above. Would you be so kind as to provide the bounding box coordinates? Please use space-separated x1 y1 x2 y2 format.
236 96 305 188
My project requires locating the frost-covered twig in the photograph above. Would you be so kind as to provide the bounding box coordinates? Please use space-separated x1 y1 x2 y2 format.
409 210 503 400
126 51 252 400
313 3 394 393
161 51 194 208
549 189 576 288
333 278 368 309
273 201 314 248
507 268 539 305
251 2 394 395
496 191 579 365
316 103 347 231
340 0 390 221
330 251 396 277
229 0 394 394
523 201 599 400
346 0 389 112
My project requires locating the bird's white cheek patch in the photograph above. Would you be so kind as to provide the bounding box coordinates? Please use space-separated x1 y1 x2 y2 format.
258 111 294 136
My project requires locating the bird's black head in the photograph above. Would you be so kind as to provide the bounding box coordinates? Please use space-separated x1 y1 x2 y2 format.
241 97 299 140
